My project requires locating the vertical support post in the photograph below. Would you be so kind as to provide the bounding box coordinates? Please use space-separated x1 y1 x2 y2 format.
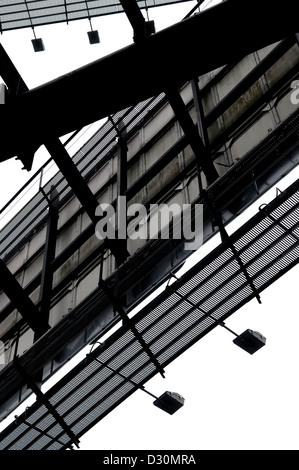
119 0 147 43
107 117 129 268
166 88 218 191
35 186 59 341
191 78 210 192
191 78 209 147
117 120 128 267
117 120 128 197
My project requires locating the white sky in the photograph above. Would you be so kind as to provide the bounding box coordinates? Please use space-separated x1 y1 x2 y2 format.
0 0 299 451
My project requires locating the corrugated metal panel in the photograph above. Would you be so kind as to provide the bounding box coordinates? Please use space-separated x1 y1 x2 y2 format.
0 0 193 31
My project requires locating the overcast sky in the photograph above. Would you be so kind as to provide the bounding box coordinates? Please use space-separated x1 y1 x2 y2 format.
1 0 299 451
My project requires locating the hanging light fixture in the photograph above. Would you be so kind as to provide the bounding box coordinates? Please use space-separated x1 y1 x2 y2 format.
167 273 266 355
24 0 45 52
233 329 266 354
87 347 185 415
32 36 45 52
153 391 185 415
85 1 100 44
87 29 100 45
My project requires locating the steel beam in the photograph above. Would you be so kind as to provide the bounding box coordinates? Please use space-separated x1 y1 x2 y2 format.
108 116 128 196
35 186 59 341
115 120 128 265
119 0 147 42
44 138 130 265
0 258 50 336
0 43 33 170
14 357 80 448
166 88 218 184
191 78 210 148
117 125 128 197
0 43 27 95
44 139 99 222
1 0 299 165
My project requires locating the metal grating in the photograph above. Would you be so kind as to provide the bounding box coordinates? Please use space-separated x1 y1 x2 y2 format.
0 0 192 32
0 175 298 450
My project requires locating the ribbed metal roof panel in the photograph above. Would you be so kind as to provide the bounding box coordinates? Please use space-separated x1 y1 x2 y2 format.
0 0 192 31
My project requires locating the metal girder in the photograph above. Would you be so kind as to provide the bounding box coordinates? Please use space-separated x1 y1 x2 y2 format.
108 116 128 196
44 138 130 265
0 43 27 95
1 0 299 165
13 357 80 448
0 43 33 171
35 187 59 341
166 88 218 184
0 257 50 336
191 78 210 148
119 0 147 42
45 139 99 222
